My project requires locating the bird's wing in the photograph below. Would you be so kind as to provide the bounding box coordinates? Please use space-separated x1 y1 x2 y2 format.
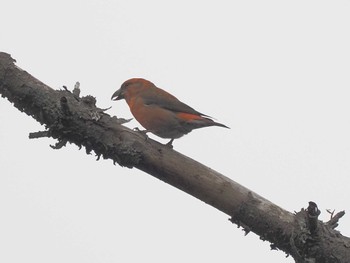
141 89 208 117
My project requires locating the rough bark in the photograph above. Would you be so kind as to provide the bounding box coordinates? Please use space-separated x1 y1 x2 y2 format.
1 52 349 263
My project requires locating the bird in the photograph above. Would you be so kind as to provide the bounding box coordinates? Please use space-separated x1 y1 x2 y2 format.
111 78 229 147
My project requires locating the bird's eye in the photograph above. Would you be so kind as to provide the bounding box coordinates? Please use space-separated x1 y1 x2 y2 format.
123 82 131 89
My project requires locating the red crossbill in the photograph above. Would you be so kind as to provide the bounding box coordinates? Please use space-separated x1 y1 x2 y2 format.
111 78 229 146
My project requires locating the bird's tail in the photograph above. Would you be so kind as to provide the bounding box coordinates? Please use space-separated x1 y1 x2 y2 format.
176 112 229 129
211 120 229 129
205 118 230 129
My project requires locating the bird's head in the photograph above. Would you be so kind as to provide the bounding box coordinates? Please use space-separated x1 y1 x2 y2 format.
111 78 153 101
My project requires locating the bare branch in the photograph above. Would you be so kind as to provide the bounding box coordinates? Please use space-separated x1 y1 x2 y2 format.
1 52 350 262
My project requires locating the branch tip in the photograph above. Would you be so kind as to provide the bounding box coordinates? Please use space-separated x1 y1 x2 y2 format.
29 130 49 139
327 210 345 229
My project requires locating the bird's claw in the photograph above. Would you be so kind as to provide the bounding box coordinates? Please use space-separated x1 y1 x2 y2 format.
133 127 149 140
165 139 174 149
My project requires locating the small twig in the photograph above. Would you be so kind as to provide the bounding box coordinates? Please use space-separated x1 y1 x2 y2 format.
326 211 345 229
73 81 80 97
111 116 132 125
100 106 112 112
61 82 81 101
228 217 251 235
326 209 335 219
50 139 68 149
29 130 50 139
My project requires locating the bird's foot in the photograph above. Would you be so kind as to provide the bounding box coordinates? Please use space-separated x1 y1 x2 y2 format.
165 139 174 149
133 127 149 140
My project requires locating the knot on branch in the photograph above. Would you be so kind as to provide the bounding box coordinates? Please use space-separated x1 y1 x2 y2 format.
81 95 96 107
306 201 321 233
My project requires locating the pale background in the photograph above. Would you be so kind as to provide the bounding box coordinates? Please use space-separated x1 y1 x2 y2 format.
1 1 350 262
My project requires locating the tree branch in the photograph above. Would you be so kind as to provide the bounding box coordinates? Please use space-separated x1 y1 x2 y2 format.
1 52 350 262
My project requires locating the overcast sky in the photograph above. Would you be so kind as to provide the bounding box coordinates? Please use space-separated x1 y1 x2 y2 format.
1 1 350 262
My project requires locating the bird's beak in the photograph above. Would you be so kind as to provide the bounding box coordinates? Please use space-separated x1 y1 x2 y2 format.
111 88 124 101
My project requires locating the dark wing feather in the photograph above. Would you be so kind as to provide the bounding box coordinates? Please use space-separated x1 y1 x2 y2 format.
140 87 209 117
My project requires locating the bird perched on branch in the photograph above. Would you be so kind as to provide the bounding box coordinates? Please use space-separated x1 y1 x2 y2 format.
111 78 229 147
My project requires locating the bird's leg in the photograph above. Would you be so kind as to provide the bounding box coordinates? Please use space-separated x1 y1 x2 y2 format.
133 127 150 140
165 139 174 148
